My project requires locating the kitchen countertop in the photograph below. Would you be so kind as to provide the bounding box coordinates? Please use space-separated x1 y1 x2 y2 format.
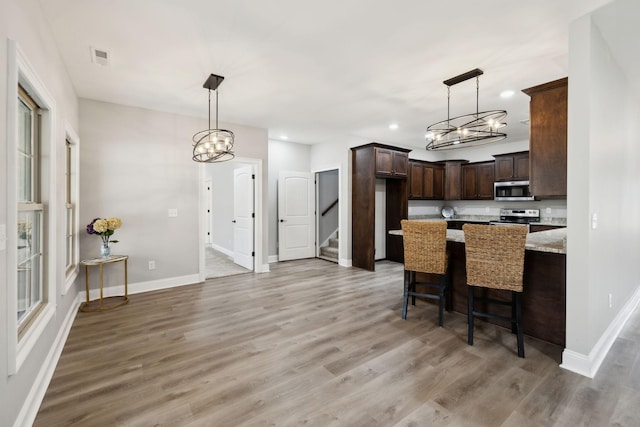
389 227 567 254
409 215 567 227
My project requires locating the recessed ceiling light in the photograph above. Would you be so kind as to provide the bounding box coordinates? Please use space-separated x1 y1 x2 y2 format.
500 90 515 98
389 123 399 130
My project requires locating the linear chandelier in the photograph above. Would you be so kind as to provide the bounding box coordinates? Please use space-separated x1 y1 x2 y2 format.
192 73 235 163
425 68 507 150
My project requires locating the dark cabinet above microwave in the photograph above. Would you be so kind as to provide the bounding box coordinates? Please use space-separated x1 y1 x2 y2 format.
493 151 529 181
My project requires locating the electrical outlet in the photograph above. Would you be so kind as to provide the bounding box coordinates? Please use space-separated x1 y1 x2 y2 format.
149 260 156 270
592 213 598 229
546 207 552 214
609 293 613 308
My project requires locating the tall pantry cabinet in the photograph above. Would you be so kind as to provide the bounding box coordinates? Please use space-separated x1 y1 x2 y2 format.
351 143 411 271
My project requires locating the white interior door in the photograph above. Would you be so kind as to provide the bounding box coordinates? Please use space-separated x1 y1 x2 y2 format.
233 166 254 270
278 171 315 261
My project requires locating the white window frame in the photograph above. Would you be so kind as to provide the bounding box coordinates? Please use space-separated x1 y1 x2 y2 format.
64 123 80 294
6 40 57 375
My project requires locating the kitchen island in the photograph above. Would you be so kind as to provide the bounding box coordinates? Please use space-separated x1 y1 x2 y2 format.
389 227 566 346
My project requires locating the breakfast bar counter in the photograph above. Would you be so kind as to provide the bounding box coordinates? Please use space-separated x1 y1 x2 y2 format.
389 227 566 346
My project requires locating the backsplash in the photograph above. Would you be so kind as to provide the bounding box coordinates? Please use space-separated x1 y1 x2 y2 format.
408 199 567 222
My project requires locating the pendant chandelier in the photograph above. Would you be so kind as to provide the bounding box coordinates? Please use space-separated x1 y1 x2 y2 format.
425 68 507 150
192 73 235 163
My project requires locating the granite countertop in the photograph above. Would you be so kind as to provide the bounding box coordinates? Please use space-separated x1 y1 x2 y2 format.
389 227 567 254
408 215 567 227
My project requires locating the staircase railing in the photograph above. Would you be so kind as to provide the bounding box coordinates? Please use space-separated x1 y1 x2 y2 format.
321 198 338 217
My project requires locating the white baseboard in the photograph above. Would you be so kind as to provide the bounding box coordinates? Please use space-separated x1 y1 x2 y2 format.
211 244 233 258
83 274 202 301
561 285 640 378
268 255 278 263
340 258 352 267
15 293 82 427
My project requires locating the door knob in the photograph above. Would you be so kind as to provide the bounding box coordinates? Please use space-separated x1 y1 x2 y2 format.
232 220 236 223
280 219 285 222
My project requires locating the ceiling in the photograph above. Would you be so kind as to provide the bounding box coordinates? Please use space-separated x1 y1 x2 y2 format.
38 0 613 150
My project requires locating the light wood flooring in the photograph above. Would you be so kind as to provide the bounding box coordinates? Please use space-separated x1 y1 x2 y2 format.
35 259 640 426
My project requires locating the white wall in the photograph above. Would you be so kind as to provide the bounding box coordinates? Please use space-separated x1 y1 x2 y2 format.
267 140 311 259
564 0 640 376
0 1 80 426
80 99 269 281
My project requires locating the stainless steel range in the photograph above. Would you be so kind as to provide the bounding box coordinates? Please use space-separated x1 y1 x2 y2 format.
490 208 540 230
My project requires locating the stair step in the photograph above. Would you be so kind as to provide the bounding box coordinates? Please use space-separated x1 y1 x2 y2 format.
320 246 339 258
328 238 339 248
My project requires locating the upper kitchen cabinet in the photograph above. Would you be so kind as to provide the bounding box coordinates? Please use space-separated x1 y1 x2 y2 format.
493 151 529 181
462 161 495 200
443 160 467 200
523 78 568 198
408 160 444 199
374 145 409 178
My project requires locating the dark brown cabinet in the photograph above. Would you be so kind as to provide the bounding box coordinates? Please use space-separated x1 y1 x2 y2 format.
351 143 411 271
408 160 444 200
494 151 529 181
443 160 466 200
375 147 408 178
462 161 494 200
523 78 568 198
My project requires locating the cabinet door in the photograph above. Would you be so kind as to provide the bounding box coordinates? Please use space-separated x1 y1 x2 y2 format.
462 165 477 199
423 165 434 198
523 78 567 198
494 156 514 181
408 161 424 198
432 166 444 199
476 162 495 199
392 151 408 177
514 152 530 180
374 148 393 176
444 161 463 200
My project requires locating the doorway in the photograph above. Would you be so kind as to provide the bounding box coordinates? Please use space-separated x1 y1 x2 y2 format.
200 158 263 280
316 169 340 263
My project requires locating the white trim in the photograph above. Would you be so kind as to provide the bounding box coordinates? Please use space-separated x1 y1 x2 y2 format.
339 258 352 267
561 285 640 377
63 121 80 295
6 39 59 375
211 243 233 258
311 164 343 268
268 255 279 263
14 293 82 427
82 274 202 301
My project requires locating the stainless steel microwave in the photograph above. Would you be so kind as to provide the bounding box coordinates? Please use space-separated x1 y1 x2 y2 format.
494 180 535 201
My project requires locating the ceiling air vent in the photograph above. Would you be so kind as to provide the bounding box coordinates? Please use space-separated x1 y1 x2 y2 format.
90 47 110 66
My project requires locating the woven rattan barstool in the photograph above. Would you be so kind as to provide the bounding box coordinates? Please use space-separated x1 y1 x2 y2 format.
462 223 528 358
400 220 450 327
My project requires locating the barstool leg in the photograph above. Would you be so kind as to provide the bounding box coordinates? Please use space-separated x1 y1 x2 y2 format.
468 286 474 345
516 292 525 358
411 271 416 306
511 292 517 334
402 270 410 319
438 274 445 327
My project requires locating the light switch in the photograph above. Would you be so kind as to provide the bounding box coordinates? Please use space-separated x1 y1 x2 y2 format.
168 208 178 218
0 224 6 251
